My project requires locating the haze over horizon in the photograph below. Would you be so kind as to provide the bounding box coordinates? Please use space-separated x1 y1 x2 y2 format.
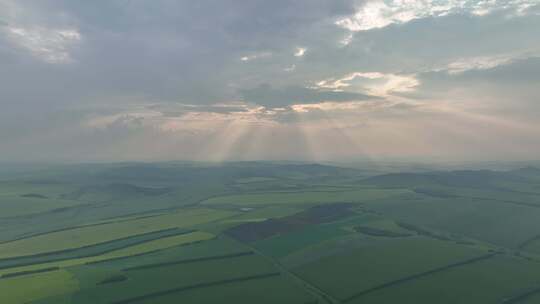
1 0 539 162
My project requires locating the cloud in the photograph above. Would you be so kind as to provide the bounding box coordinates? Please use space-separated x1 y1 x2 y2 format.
416 56 540 120
4 26 81 63
430 49 540 74
1 0 540 161
0 0 356 108
336 0 540 32
239 84 378 107
294 47 307 57
146 103 251 116
421 56 540 89
0 0 82 63
316 72 420 97
443 55 518 74
284 64 296 72
241 52 272 62
320 9 540 81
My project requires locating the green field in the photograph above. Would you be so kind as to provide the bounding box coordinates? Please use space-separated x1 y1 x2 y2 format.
104 231 215 257
0 209 232 258
293 237 489 300
41 253 280 304
201 188 410 206
0 231 215 276
520 238 540 255
365 195 540 248
349 255 540 304
0 195 87 218
1 162 540 303
136 275 316 304
519 292 540 304
0 270 79 303
252 216 367 258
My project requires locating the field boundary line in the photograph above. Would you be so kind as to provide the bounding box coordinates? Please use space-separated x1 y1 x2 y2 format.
0 266 60 279
0 228 196 270
0 228 191 262
502 286 540 303
517 235 540 250
234 236 340 304
110 272 281 304
342 253 498 303
122 251 255 271
414 189 540 210
85 239 210 266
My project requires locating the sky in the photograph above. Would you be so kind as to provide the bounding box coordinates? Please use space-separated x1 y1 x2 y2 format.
1 0 539 162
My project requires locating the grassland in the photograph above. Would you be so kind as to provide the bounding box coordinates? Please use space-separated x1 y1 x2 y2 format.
84 236 250 270
0 209 233 258
53 253 281 304
252 213 416 263
0 231 215 276
1 162 540 304
201 188 410 206
365 195 540 248
101 231 215 258
0 195 87 218
0 181 77 198
0 269 78 303
293 237 489 300
135 274 315 304
348 255 540 304
516 292 540 304
520 238 540 255
253 221 352 258
221 206 301 223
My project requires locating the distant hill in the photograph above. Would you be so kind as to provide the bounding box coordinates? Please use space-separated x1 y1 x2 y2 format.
96 162 362 183
361 168 539 189
510 166 540 178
